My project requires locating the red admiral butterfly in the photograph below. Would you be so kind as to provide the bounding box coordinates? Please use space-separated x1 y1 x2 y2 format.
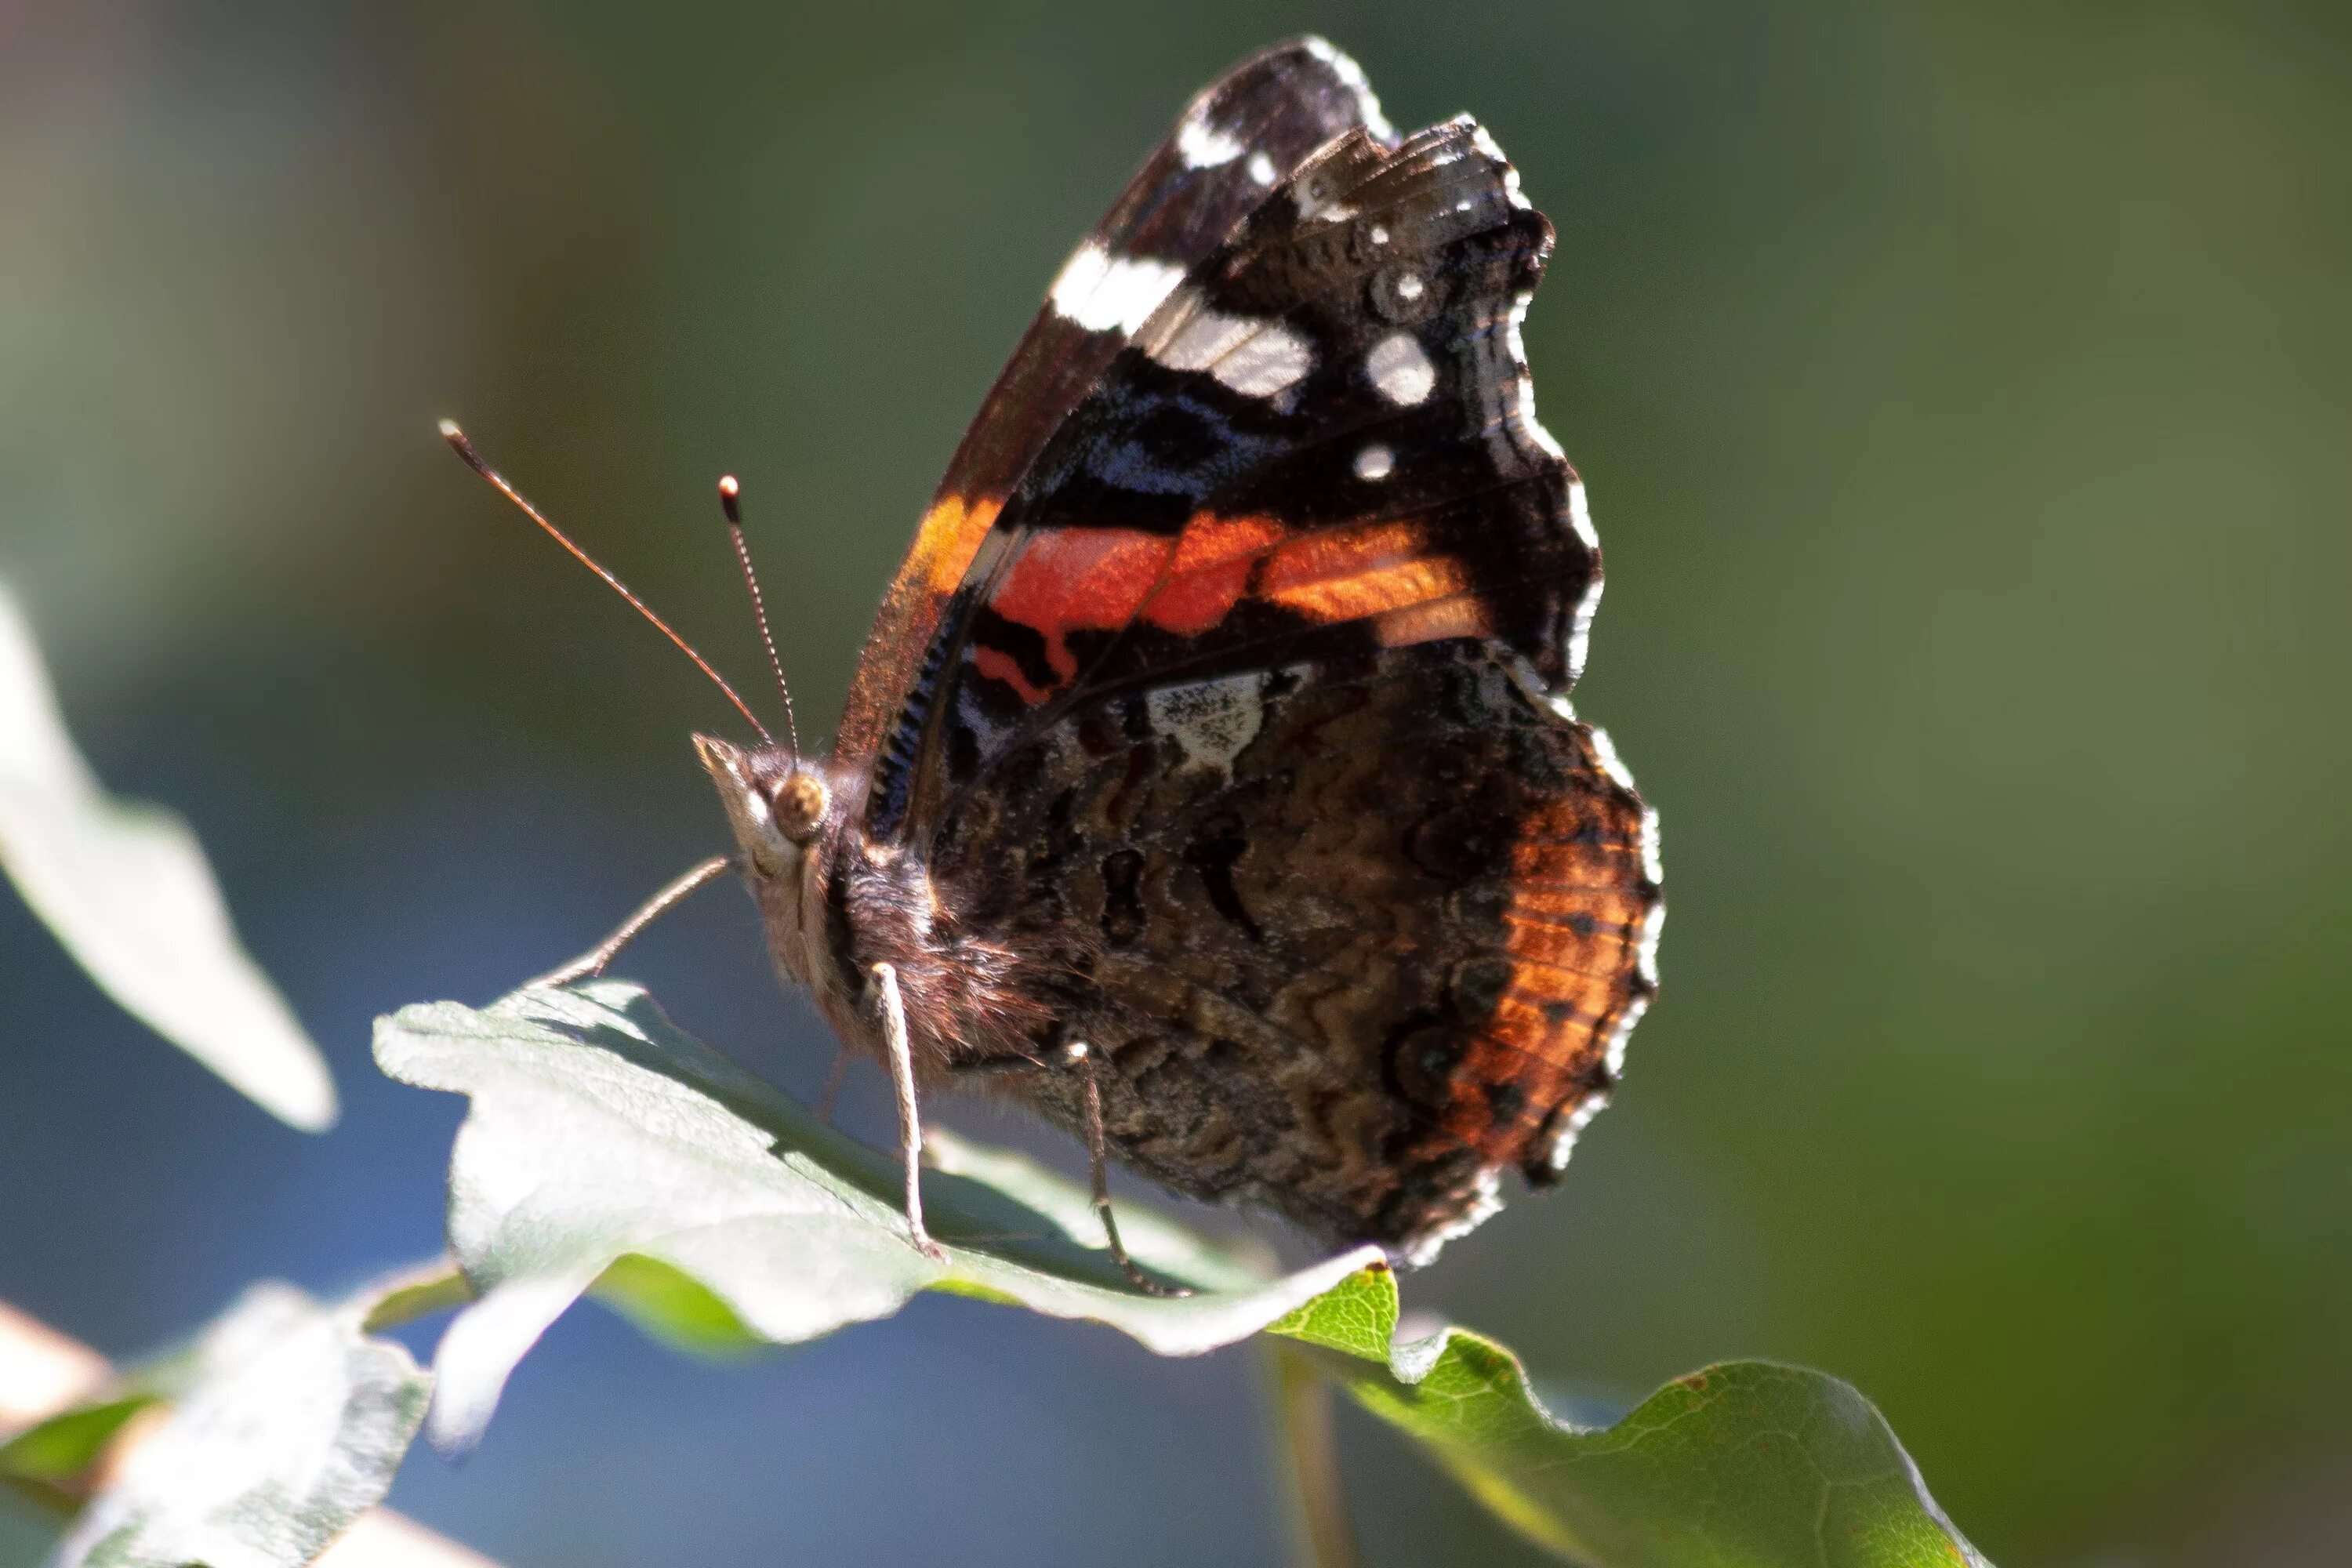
444 37 1661 1284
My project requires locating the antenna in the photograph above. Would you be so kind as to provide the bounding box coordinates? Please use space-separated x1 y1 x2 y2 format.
716 475 800 763
437 420 774 745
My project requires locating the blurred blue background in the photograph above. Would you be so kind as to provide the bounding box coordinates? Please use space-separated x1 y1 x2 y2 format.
3 2 2348 1564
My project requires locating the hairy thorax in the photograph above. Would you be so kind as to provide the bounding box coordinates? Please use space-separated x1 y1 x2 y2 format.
695 733 1047 1081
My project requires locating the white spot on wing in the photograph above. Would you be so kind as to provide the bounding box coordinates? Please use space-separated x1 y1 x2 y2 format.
1497 651 1570 723
1566 568 1603 681
1517 374 1566 460
1585 724 1639 793
1366 332 1436 405
1468 122 1530 209
1214 323 1312 396
1506 292 1569 461
1567 480 1598 552
1139 289 1313 397
1177 111 1243 169
1602 1000 1646 1080
1302 35 1396 143
1146 672 1267 775
1544 1093 1612 1173
1290 182 1356 223
1145 295 1249 365
1353 443 1394 481
1247 150 1277 186
1399 1167 1504 1266
1048 240 1186 336
1632 891 1665 988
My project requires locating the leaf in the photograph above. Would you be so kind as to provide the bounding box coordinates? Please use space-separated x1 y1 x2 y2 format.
34 1284 429 1568
0 1402 154 1486
0 583 335 1131
1269 1269 1991 1568
373 980 1382 1453
374 981 1986 1565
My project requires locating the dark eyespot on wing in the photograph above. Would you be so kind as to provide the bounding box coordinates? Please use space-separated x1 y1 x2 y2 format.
1182 825 1264 943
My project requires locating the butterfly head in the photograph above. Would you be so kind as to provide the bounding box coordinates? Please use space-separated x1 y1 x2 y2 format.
694 735 832 879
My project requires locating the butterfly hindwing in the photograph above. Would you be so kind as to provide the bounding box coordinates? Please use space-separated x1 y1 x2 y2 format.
931 637 1659 1256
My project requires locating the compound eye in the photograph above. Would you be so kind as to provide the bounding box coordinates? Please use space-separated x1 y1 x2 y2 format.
767 770 829 843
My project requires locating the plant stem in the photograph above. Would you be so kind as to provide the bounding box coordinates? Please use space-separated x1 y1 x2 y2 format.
1268 1345 1367 1568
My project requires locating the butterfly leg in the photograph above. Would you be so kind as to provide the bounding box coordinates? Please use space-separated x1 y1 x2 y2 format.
869 961 948 1263
531 855 735 989
813 1044 855 1124
1065 1043 1190 1298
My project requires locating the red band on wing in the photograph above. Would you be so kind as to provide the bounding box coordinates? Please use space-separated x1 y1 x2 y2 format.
978 514 1491 707
1151 514 1284 633
985 528 1175 699
982 516 1288 702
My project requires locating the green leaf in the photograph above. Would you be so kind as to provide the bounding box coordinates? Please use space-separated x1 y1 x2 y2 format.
374 980 1381 1453
0 583 335 1131
1269 1268 1990 1568
0 1400 154 1486
37 1283 429 1568
375 980 1984 1564
588 1254 760 1358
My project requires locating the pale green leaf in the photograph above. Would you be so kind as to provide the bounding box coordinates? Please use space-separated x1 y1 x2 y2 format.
373 979 1381 1452
0 1402 153 1487
0 583 334 1130
39 1285 427 1568
1270 1268 1990 1567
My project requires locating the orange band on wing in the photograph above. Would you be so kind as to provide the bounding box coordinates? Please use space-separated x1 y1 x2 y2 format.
1171 513 1285 573
911 494 1005 597
1264 520 1471 633
1374 593 1490 648
1439 797 1653 1157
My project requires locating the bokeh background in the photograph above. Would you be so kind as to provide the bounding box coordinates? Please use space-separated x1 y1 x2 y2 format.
4 2 2348 1564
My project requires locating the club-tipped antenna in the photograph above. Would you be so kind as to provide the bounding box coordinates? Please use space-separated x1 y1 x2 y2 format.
716 475 800 763
437 420 774 745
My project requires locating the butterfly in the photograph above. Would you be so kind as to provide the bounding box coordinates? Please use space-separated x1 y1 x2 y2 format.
444 36 1661 1283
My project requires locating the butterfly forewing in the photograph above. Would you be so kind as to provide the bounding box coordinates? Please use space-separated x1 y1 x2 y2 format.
837 38 1398 780
915 114 1598 828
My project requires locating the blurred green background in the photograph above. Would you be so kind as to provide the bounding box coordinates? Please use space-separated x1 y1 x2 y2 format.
3 2 2348 1564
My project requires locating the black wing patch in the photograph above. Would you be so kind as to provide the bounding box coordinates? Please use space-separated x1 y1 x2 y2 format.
946 36 1399 499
